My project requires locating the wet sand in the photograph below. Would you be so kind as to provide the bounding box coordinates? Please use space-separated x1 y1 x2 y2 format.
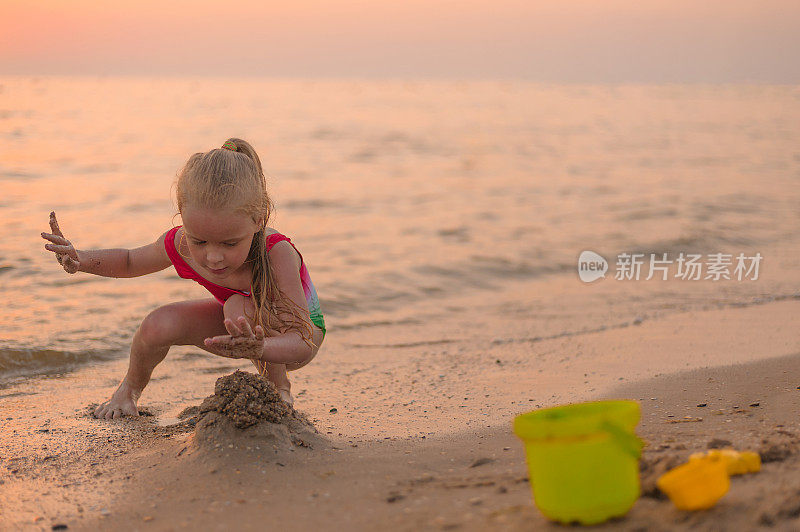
1 290 798 531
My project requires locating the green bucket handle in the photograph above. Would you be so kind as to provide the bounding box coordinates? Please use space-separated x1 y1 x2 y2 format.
600 420 644 458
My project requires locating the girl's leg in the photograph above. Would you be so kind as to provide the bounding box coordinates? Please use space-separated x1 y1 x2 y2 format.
94 299 227 419
261 362 292 406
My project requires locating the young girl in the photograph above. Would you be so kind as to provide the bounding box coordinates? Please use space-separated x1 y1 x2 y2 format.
41 138 326 419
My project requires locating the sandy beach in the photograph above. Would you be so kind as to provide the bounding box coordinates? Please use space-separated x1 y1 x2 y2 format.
2 279 798 531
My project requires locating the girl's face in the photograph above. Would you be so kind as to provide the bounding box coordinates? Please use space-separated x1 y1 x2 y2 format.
181 205 262 279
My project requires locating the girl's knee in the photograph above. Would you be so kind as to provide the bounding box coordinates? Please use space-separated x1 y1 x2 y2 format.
138 305 182 347
286 347 318 371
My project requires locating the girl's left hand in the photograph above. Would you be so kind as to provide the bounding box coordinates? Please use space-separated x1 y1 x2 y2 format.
204 316 266 360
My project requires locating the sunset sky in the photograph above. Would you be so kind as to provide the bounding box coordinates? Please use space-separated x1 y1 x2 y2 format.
1 0 798 82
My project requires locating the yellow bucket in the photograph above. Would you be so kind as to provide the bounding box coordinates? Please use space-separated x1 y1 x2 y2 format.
513 400 643 525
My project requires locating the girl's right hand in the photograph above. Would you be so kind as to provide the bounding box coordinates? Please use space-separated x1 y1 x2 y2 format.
41 211 80 274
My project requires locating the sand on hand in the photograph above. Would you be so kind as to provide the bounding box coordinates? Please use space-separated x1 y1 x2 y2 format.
188 370 325 454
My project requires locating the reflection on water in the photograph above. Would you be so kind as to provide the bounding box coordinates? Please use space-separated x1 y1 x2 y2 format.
1 78 799 379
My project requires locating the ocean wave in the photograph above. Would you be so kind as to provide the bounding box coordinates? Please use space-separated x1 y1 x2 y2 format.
0 346 120 384
625 232 762 256
0 167 42 181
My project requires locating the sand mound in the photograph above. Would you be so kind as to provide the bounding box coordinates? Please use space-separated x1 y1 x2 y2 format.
190 370 324 453
199 369 291 428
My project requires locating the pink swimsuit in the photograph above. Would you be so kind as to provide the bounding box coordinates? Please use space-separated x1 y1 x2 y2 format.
164 226 326 335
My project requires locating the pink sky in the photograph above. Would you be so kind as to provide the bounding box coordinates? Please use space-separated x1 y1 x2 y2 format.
1 0 798 81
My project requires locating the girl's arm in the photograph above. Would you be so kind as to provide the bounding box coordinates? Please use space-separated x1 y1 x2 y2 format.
41 212 172 278
75 235 172 278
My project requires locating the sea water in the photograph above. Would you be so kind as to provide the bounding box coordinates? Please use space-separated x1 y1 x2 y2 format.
1 77 798 383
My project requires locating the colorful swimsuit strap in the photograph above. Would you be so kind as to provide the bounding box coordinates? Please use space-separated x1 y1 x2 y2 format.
164 226 194 278
265 232 303 260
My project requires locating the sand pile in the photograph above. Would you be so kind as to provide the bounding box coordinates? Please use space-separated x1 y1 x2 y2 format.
189 370 324 453
199 370 291 428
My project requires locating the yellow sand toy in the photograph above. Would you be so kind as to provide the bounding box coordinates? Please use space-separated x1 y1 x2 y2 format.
657 457 730 511
689 449 761 476
513 400 643 525
657 449 760 511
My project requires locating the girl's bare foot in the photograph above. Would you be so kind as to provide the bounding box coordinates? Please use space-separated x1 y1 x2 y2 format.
267 363 293 407
277 387 294 407
94 380 141 419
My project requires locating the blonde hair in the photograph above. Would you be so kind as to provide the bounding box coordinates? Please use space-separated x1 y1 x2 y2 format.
174 138 316 362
